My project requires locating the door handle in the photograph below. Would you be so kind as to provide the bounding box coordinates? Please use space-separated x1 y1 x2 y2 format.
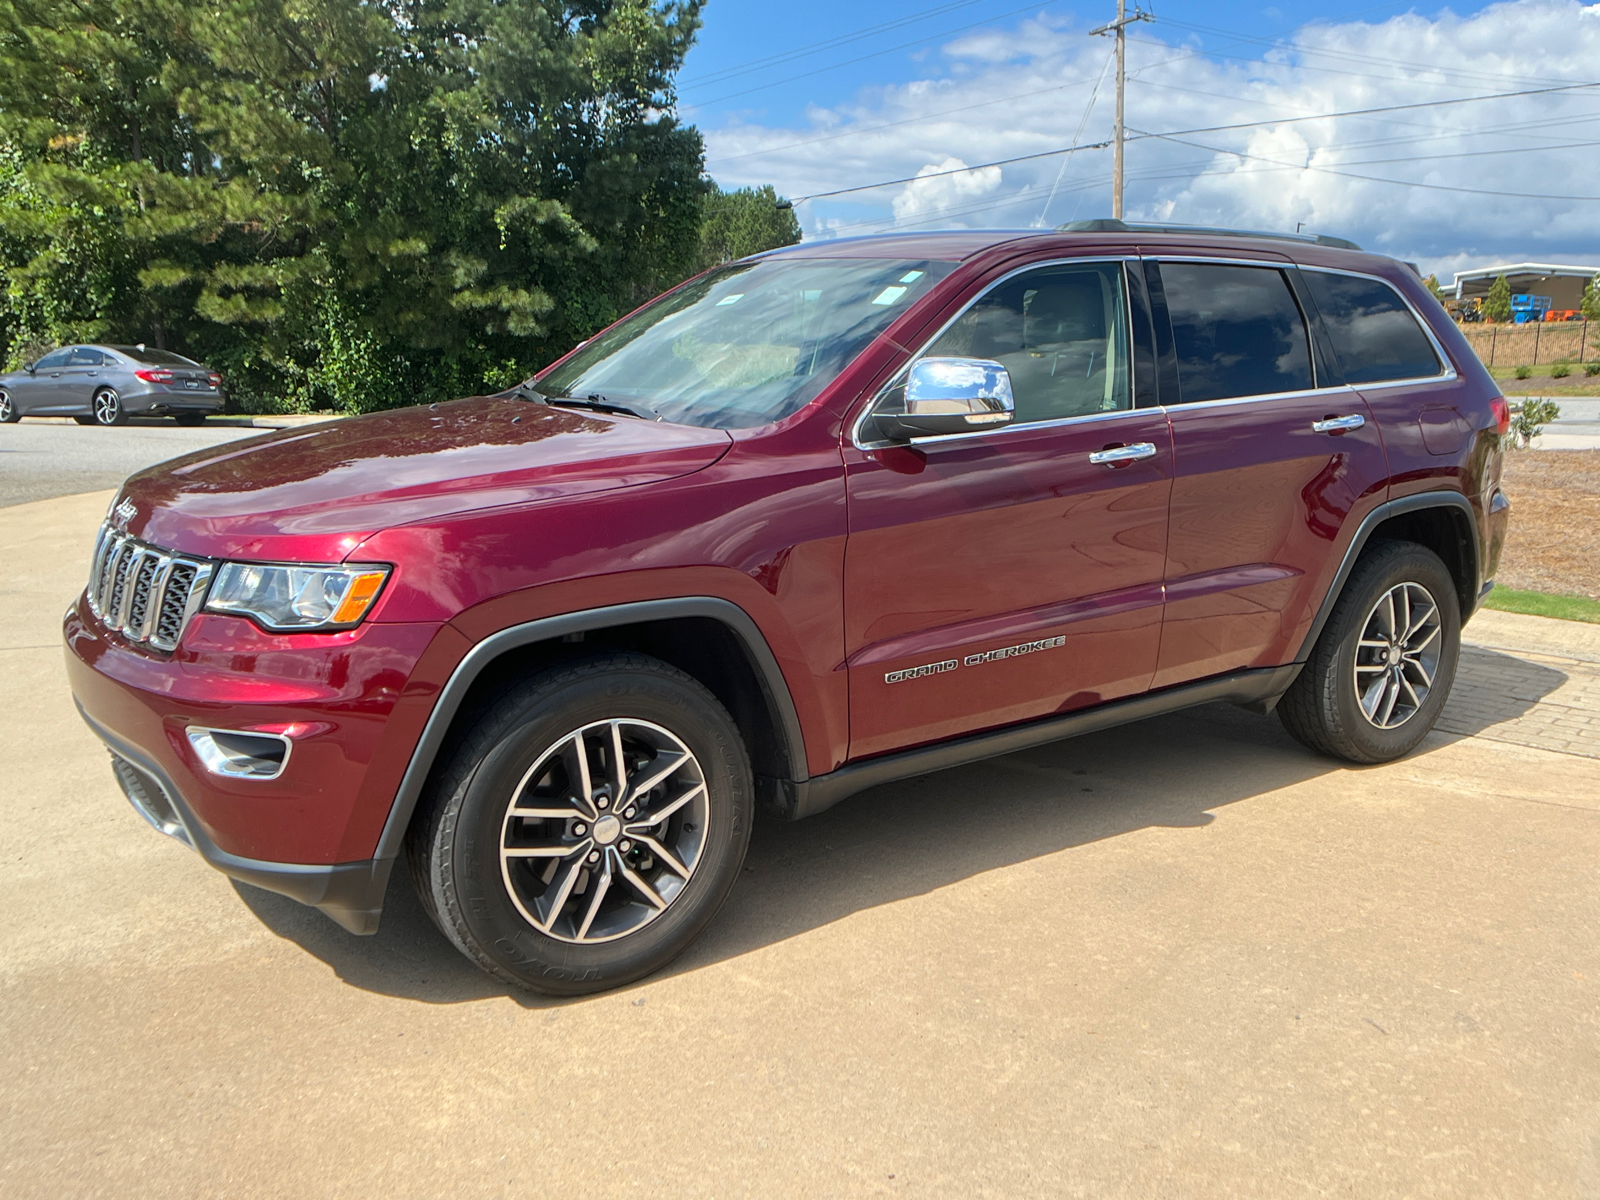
1089 442 1158 466
1311 414 1365 433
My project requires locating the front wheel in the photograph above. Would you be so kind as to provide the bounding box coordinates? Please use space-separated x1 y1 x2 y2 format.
1278 541 1461 763
407 653 753 995
0 390 17 423
91 387 127 426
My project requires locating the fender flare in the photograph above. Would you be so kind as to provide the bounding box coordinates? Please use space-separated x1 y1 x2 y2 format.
1292 488 1480 666
372 597 809 862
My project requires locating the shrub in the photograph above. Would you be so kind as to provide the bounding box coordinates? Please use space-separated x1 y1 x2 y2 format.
1552 363 1571 378
1585 363 1600 376
1514 364 1533 379
1510 398 1561 448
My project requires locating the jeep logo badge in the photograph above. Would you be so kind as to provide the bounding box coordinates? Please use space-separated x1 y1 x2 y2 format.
112 498 137 528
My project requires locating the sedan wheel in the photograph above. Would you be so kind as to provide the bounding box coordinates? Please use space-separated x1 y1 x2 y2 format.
92 388 127 426
0 390 16 423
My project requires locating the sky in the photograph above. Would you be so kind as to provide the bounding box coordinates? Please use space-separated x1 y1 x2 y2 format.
676 0 1600 281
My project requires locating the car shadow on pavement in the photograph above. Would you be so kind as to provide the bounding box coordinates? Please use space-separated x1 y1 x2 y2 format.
234 670 1565 1006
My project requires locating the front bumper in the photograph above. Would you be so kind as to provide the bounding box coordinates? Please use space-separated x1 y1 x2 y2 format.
64 595 451 934
86 705 393 934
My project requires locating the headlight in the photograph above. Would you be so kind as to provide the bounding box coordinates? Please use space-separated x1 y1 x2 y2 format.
204 562 389 631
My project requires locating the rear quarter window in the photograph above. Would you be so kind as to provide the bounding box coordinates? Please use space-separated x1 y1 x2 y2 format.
1303 271 1444 384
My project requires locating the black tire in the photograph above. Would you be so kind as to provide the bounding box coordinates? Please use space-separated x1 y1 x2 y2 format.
174 412 207 426
0 390 17 423
407 652 753 995
91 387 128 426
1278 541 1461 763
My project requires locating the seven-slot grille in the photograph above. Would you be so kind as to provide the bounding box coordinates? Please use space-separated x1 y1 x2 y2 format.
86 524 214 652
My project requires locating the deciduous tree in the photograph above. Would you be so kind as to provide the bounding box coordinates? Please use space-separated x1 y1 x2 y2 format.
0 0 714 412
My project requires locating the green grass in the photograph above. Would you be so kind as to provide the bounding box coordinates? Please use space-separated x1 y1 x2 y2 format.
1482 586 1600 624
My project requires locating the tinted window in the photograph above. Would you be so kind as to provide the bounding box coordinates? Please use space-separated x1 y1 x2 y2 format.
922 262 1131 423
34 348 70 369
1160 263 1314 403
1304 271 1443 384
118 347 199 365
67 347 103 366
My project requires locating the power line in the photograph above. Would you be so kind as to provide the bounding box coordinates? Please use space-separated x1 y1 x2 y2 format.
1131 127 1600 201
788 140 1113 203
783 81 1600 205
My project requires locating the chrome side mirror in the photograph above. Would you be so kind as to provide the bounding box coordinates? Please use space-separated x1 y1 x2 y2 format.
874 357 1015 441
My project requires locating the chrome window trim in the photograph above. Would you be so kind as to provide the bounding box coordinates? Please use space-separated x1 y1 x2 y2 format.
851 255 1141 451
1159 382 1362 415
1294 263 1457 389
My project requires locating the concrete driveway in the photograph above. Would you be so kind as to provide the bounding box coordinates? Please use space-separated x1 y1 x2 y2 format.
0 416 335 508
3 491 1597 1198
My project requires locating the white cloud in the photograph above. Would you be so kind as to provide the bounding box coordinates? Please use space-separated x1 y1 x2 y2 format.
892 157 1003 222
701 1 1600 277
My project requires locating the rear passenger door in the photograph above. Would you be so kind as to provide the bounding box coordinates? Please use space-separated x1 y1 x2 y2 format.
53 347 105 411
1299 269 1462 501
1148 258 1390 688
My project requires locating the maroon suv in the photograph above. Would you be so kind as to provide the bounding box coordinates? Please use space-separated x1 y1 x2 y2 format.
66 223 1511 994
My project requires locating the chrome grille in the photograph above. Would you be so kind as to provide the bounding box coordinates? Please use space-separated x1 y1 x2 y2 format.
86 524 214 652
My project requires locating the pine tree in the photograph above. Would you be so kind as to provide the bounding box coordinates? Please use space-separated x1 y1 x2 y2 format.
698 184 802 269
1484 274 1512 323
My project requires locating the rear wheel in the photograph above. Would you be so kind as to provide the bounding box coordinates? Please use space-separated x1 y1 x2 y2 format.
407 653 752 995
91 387 127 426
1278 541 1461 763
0 390 16 423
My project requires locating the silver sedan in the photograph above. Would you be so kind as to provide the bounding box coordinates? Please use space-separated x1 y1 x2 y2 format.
0 344 225 426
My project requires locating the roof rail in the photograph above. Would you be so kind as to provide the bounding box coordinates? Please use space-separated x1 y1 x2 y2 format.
1056 217 1361 252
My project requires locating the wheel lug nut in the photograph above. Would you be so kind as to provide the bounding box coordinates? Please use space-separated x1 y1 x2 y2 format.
597 797 609 809
588 850 600 863
624 807 636 819
572 823 587 836
619 839 632 853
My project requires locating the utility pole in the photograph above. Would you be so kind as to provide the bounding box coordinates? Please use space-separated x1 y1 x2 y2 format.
1091 1 1151 219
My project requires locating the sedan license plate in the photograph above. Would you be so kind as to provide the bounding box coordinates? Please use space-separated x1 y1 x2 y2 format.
184 379 199 389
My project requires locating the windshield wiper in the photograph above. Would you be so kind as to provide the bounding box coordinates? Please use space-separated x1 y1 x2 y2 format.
545 392 660 421
508 381 659 421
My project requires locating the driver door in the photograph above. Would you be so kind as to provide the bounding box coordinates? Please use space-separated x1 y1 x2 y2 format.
14 348 70 414
842 260 1173 758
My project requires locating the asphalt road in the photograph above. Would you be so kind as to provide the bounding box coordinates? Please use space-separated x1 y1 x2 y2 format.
4 490 1599 1198
0 418 272 508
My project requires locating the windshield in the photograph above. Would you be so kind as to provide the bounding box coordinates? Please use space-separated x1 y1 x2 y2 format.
536 257 956 429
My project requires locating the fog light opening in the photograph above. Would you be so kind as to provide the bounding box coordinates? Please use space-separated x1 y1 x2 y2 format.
186 727 292 780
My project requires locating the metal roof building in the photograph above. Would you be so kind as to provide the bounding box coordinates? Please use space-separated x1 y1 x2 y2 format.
1450 262 1600 310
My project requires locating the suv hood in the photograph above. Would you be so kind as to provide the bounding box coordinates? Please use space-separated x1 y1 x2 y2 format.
117 396 733 562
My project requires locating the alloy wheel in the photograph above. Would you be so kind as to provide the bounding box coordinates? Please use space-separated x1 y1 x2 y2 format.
0 390 13 422
498 717 709 944
93 389 121 425
1353 581 1442 730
